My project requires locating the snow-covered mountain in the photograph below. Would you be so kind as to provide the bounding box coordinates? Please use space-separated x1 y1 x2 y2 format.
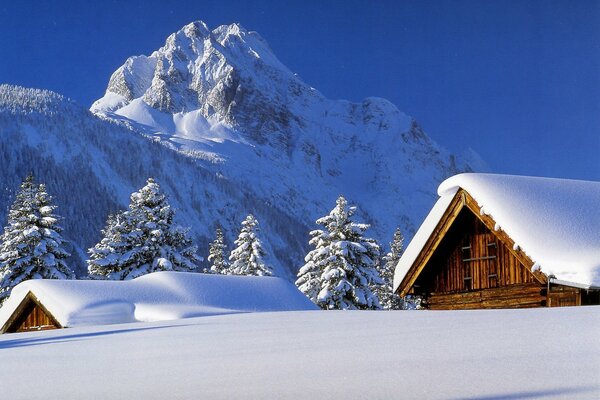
91 21 482 245
0 21 481 278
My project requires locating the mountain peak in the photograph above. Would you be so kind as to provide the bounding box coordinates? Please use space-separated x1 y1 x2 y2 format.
92 20 291 118
90 23 481 243
182 20 210 38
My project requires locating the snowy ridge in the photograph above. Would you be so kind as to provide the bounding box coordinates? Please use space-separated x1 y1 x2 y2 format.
92 20 483 252
0 85 76 115
0 271 316 328
394 173 600 290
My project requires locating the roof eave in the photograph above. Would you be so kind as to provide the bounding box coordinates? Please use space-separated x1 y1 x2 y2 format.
549 278 600 291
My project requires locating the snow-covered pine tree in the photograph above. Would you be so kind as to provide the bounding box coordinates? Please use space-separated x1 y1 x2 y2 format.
86 212 123 278
0 175 74 304
87 178 201 280
207 227 229 274
296 195 383 310
376 227 404 309
228 214 273 276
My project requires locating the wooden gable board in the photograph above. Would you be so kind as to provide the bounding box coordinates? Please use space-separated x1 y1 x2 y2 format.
1 291 62 334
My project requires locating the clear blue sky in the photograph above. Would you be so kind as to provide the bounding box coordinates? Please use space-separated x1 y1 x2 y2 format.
1 0 599 180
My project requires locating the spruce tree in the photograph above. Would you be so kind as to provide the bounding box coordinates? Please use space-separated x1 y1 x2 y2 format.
207 227 229 274
87 178 201 280
376 227 404 309
228 214 273 276
296 196 382 310
86 213 123 277
0 176 74 304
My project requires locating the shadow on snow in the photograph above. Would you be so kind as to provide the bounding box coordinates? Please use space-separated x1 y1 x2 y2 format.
0 323 189 349
452 385 599 400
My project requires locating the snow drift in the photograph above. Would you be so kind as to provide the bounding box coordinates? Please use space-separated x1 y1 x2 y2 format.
0 271 317 329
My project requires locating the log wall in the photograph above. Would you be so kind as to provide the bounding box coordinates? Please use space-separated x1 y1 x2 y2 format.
428 283 546 309
5 297 60 333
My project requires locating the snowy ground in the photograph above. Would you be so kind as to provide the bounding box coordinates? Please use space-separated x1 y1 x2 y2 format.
1 307 598 399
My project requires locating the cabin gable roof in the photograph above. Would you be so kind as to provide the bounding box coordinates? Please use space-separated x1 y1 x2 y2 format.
1 291 62 334
395 188 545 297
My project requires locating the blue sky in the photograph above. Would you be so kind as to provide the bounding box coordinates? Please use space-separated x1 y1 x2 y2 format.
1 0 599 180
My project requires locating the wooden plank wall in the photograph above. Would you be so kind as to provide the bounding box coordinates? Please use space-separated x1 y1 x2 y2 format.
10 302 59 333
548 286 581 307
430 213 536 294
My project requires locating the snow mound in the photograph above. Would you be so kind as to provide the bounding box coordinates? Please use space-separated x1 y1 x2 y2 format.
0 271 317 329
395 173 600 291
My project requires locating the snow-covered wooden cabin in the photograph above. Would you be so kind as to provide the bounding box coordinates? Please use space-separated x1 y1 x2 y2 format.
394 173 600 309
0 271 316 333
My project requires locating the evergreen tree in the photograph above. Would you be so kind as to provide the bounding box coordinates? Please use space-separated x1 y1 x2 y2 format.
296 195 382 310
86 213 122 277
376 227 404 309
0 176 74 304
207 227 229 274
228 214 273 276
87 178 201 280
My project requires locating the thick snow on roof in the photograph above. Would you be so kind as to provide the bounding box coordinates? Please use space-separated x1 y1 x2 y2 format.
394 173 600 291
0 271 316 328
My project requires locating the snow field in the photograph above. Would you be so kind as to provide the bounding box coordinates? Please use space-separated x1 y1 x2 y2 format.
0 306 598 399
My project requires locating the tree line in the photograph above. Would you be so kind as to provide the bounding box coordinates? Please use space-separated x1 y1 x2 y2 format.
0 175 414 310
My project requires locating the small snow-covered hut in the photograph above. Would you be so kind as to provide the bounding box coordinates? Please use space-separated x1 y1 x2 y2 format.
394 173 600 309
0 271 317 333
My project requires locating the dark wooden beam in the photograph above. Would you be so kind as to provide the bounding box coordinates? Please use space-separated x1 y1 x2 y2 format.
397 190 466 297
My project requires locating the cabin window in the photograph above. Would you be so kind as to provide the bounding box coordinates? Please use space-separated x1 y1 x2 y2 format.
461 233 498 291
461 241 473 290
487 238 498 288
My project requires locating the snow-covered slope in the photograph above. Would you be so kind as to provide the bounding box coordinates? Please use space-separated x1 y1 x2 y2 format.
92 21 482 252
1 307 598 399
0 85 310 277
0 271 316 328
